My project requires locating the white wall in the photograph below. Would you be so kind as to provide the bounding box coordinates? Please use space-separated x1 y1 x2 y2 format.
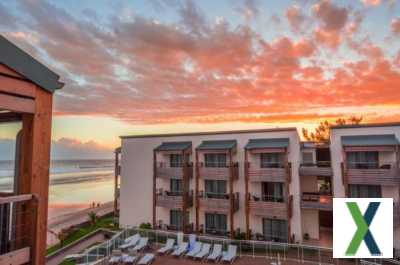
301 209 319 240
120 129 302 241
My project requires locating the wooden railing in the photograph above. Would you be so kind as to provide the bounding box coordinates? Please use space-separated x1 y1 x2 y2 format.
0 194 37 265
248 194 288 219
156 190 193 208
345 163 399 186
248 163 287 182
155 162 193 179
300 193 333 211
198 162 239 180
198 191 239 213
299 162 333 177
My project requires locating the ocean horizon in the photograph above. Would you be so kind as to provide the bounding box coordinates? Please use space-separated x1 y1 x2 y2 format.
0 159 115 219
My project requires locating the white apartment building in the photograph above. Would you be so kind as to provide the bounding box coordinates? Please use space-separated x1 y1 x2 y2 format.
118 122 400 251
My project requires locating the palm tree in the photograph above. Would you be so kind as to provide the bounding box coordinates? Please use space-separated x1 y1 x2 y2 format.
88 211 98 226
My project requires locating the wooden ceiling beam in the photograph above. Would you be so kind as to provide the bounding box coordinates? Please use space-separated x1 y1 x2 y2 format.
0 92 35 114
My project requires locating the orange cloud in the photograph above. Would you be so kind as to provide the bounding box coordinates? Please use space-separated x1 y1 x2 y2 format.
391 18 400 35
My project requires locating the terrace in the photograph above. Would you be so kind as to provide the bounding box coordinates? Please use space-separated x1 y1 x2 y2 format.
65 228 384 265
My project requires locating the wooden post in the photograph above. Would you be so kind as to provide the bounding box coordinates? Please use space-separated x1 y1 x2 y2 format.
195 150 200 233
182 149 188 233
18 88 52 265
244 149 250 239
283 148 291 242
153 150 157 229
114 150 119 218
229 149 234 239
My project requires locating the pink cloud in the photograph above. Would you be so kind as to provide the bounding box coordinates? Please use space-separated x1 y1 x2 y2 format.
391 18 400 35
285 5 306 32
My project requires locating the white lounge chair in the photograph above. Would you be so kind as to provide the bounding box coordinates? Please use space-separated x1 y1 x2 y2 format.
133 237 149 252
195 243 211 260
138 253 155 265
207 244 222 262
119 234 140 250
221 245 237 263
157 238 175 255
186 242 202 258
109 249 123 264
122 249 137 264
172 242 188 257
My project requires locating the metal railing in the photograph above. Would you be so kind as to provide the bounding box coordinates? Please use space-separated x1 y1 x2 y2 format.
76 227 400 265
0 193 37 264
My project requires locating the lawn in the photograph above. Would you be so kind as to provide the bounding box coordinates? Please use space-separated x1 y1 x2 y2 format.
46 215 118 256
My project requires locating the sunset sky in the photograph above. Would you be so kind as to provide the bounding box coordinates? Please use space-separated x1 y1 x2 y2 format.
1 0 400 158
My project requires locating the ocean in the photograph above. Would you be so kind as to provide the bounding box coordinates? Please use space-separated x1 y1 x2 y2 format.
0 159 115 219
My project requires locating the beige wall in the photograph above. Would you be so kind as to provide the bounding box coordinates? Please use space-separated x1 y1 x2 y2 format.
301 209 319 240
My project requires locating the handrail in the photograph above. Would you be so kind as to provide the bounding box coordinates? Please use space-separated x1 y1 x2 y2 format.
0 194 33 204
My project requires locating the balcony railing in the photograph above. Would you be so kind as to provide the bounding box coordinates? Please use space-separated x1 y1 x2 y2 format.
300 193 333 211
155 162 193 179
0 194 37 265
198 162 239 180
248 194 288 219
248 162 287 182
156 190 193 208
198 191 239 213
299 161 332 177
344 162 399 186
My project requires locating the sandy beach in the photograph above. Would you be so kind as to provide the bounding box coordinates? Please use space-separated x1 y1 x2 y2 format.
47 201 114 246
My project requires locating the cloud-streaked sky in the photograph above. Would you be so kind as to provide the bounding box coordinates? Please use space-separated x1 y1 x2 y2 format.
1 0 400 155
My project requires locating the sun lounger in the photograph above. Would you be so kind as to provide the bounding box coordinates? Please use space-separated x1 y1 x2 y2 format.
109 249 123 264
133 237 149 252
122 249 138 264
221 245 237 263
195 243 211 260
207 244 222 262
172 242 188 257
119 234 140 250
185 242 202 258
157 238 175 255
138 253 155 265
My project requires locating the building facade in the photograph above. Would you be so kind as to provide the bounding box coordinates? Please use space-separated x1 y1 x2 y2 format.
118 123 400 252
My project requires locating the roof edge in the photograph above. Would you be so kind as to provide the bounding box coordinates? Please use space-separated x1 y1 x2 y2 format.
120 127 298 139
331 122 400 130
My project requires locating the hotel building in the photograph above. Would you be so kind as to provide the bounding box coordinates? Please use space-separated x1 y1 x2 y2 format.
117 123 400 253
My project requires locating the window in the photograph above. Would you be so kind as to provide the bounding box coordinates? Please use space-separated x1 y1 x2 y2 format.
205 213 227 235
170 154 183 168
347 152 379 169
302 151 314 165
169 210 189 230
170 179 183 196
260 153 284 168
170 209 182 230
262 218 288 242
205 180 227 199
204 153 227 167
261 182 284 202
348 185 381 198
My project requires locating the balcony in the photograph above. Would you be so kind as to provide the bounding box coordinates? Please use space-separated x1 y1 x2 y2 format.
156 190 193 209
300 193 332 211
155 162 193 179
198 162 239 180
345 162 399 186
248 194 288 219
248 163 287 182
0 194 37 265
299 162 333 177
198 191 239 213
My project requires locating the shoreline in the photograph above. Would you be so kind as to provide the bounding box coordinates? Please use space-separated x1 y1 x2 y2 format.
47 201 114 246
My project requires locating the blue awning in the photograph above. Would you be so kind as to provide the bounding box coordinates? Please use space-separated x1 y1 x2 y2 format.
196 140 237 150
341 135 399 146
245 138 289 150
155 141 192 151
